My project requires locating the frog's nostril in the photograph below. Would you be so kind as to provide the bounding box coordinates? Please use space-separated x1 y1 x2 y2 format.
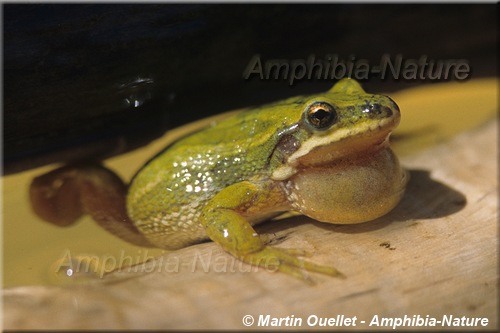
371 104 383 115
385 96 400 114
363 103 389 118
383 106 393 117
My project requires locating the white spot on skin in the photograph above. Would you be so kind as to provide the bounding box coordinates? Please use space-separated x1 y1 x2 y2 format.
272 165 296 181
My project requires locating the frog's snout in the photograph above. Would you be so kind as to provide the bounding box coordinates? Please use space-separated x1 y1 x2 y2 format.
384 96 400 115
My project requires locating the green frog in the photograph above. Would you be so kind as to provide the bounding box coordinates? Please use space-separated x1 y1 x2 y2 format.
30 78 408 282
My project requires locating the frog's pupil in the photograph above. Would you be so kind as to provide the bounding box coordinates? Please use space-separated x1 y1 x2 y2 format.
313 109 329 125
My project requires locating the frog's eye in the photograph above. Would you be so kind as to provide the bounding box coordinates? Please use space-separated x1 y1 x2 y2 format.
305 102 337 130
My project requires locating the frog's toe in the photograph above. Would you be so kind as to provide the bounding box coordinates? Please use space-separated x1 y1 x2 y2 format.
280 248 312 257
241 246 345 282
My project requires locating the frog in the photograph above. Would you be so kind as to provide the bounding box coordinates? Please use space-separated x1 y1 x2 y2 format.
30 78 408 282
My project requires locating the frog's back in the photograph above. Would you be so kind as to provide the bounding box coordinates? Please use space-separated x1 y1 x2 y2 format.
126 104 301 249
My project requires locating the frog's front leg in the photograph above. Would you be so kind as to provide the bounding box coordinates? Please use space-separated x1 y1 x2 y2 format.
200 181 345 283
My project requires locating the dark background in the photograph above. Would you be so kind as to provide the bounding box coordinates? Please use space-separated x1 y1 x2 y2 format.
3 4 497 174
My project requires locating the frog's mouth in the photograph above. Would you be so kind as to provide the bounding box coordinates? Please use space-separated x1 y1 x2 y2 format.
271 117 398 180
296 113 399 168
297 124 394 168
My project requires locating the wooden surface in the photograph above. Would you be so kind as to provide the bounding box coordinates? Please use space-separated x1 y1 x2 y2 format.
3 80 498 330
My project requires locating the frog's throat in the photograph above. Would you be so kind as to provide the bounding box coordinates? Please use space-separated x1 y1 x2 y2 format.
271 117 397 181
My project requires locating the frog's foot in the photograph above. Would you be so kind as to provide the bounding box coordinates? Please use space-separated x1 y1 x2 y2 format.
241 246 345 284
30 164 154 247
259 232 287 245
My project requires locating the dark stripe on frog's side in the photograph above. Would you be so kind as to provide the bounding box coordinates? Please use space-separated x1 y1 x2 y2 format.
273 133 302 165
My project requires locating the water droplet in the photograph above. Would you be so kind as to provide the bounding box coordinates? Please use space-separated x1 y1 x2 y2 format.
49 254 101 286
117 76 155 109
